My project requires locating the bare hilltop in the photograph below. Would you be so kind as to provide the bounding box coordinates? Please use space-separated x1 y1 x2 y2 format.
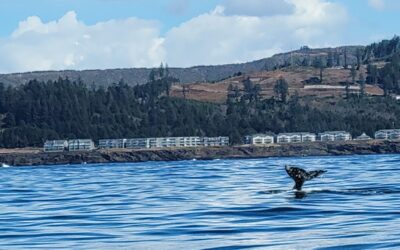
0 46 362 87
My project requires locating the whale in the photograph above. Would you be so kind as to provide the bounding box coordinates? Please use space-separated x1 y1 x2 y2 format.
285 165 326 191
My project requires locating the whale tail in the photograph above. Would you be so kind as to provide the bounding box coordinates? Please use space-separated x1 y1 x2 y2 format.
285 165 326 191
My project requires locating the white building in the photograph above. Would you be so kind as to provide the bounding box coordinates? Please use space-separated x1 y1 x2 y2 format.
301 133 317 142
277 134 291 143
44 140 68 152
123 136 226 149
389 131 400 140
68 139 95 151
244 134 274 145
277 132 316 143
160 137 201 148
202 137 229 147
319 131 352 142
99 139 126 149
319 133 334 141
354 133 372 141
375 129 400 140
125 138 150 149
175 137 202 147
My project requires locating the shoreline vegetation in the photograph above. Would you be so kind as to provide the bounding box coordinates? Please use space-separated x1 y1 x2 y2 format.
1 140 400 167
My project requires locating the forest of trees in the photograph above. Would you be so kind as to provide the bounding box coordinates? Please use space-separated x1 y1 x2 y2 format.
306 36 400 95
0 74 228 147
1 75 400 147
1 38 400 148
368 53 400 95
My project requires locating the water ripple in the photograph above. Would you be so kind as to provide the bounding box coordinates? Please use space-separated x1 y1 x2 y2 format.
1 154 400 249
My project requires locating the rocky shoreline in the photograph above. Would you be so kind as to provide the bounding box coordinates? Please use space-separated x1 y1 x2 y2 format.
1 140 400 167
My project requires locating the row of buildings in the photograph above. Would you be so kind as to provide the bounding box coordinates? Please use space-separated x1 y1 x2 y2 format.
44 136 229 152
245 129 400 145
99 136 229 149
374 129 400 140
44 139 95 152
43 129 400 152
245 131 353 145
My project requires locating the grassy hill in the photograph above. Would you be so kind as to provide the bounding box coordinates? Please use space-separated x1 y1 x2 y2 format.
170 65 384 103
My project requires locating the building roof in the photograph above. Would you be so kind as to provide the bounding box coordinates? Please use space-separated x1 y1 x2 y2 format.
45 140 67 143
375 129 400 133
248 133 275 137
356 133 372 140
68 139 94 143
99 138 126 141
278 132 315 136
44 140 67 145
301 133 316 136
319 131 350 135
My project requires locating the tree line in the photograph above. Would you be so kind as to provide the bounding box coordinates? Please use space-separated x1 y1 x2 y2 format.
1 38 400 147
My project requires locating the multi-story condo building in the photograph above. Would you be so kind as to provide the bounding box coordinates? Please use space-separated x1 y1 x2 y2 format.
68 139 95 151
319 131 352 141
43 140 68 152
244 134 275 145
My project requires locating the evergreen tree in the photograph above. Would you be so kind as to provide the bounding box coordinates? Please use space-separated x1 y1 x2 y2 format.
313 57 325 83
165 63 170 77
350 64 357 84
356 48 362 70
327 50 334 68
359 71 366 97
159 63 165 78
274 77 289 103
334 50 341 66
345 82 350 99
366 64 378 85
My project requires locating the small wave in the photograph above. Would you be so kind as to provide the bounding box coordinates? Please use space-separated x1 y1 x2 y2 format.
203 244 274 250
304 187 400 196
2 155 400 249
316 242 389 250
258 190 289 195
259 187 400 198
189 206 314 218
382 158 400 163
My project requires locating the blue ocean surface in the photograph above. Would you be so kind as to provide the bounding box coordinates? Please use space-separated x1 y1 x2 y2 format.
1 154 400 249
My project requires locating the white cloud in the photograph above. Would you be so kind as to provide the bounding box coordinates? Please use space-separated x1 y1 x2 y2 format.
164 0 348 67
0 0 349 73
0 11 165 73
223 0 295 16
368 0 385 10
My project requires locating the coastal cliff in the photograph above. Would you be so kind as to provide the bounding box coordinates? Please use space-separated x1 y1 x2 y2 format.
1 140 400 167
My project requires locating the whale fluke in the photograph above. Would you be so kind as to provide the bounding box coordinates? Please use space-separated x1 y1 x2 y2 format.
285 165 326 191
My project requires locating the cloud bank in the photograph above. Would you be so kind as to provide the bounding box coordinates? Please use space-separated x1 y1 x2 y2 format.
0 11 165 73
0 0 348 73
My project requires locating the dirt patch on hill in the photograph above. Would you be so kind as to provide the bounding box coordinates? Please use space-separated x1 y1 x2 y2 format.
170 66 384 103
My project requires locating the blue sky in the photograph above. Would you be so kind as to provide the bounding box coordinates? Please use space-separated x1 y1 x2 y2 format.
0 0 399 73
0 0 221 36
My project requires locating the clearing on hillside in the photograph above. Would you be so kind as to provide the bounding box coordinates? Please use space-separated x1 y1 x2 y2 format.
170 66 384 103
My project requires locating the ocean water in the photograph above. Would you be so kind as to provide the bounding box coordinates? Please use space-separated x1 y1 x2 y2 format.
1 155 400 249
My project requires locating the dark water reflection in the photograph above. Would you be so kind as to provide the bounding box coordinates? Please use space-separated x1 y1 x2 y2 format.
1 154 400 249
